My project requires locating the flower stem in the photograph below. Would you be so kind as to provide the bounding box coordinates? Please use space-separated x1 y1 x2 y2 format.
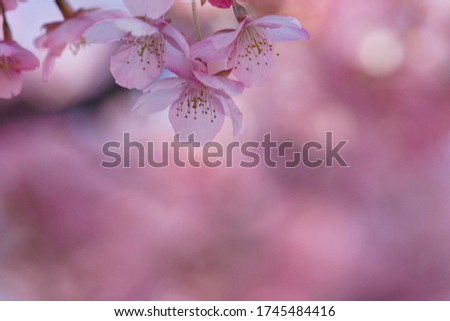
55 0 75 20
0 3 12 41
191 0 202 41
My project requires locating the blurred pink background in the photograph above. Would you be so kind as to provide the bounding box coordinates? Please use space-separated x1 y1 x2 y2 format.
1 0 450 300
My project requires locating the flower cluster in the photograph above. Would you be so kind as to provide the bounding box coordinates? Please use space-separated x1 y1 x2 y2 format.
0 0 39 99
1 0 309 143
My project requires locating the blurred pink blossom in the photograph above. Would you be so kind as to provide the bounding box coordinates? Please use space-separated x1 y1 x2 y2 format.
0 40 39 99
1 0 25 11
207 0 247 9
34 9 126 81
208 0 233 9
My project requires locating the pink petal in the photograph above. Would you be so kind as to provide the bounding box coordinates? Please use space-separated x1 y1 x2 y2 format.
110 40 164 90
36 18 91 49
219 96 243 136
211 20 249 49
265 26 310 42
123 0 175 19
208 0 232 9
164 41 196 81
86 9 130 21
133 77 185 114
84 20 127 44
34 9 128 81
2 0 25 11
190 38 229 61
252 15 302 29
230 54 275 87
42 46 65 82
193 70 244 97
169 95 225 145
253 15 310 42
160 22 190 57
228 27 276 87
113 18 159 37
35 10 128 49
0 42 18 56
0 69 22 99
10 44 40 70
144 76 187 91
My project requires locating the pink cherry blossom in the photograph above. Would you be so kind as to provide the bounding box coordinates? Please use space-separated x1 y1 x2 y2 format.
0 40 39 99
34 9 126 81
1 0 26 11
133 60 244 144
207 0 246 9
208 0 232 9
122 0 175 19
192 15 310 87
85 17 190 90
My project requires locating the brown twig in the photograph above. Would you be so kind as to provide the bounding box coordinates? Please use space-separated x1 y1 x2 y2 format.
1 2 13 41
55 0 75 19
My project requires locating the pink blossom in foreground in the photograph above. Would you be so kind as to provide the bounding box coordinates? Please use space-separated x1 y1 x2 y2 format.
133 60 244 144
1 0 26 11
193 15 310 87
34 9 126 81
207 0 247 9
208 0 233 8
122 0 175 19
0 41 39 99
85 17 190 90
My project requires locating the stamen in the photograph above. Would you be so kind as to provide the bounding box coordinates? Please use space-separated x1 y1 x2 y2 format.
232 26 274 72
129 34 165 70
0 56 15 78
176 85 217 123
69 37 88 55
